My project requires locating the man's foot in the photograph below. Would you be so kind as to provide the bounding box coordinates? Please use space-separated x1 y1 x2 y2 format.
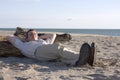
74 43 91 67
88 42 96 66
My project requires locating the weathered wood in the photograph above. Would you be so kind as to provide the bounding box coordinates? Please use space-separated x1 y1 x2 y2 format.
0 36 24 57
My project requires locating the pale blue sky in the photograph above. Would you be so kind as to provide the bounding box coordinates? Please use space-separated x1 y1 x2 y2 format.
0 0 120 29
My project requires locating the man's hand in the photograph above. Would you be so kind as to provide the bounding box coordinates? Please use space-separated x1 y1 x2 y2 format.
39 33 56 44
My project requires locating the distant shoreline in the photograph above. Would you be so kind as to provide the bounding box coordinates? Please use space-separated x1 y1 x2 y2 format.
0 29 120 36
0 30 120 38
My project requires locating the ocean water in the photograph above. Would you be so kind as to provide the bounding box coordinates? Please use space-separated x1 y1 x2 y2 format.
0 28 120 36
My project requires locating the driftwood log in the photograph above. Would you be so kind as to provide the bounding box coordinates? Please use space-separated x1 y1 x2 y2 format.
0 36 24 57
0 27 72 57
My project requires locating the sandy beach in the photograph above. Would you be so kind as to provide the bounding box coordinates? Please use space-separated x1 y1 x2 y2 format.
0 31 120 80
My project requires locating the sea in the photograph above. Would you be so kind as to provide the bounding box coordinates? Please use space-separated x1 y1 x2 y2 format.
0 28 120 36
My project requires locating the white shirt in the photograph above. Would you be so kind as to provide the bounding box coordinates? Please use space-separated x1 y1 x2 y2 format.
14 37 51 58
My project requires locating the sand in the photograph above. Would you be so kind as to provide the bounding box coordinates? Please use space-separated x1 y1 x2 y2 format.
0 31 120 80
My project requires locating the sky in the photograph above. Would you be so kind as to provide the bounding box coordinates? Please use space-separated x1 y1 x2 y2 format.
0 0 120 29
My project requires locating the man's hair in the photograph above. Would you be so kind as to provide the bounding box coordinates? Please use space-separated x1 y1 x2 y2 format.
26 29 37 39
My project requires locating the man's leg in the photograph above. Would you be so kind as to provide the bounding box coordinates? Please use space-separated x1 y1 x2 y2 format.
34 43 61 61
58 47 79 65
35 43 79 65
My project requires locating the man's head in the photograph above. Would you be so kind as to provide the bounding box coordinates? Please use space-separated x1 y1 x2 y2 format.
26 29 38 41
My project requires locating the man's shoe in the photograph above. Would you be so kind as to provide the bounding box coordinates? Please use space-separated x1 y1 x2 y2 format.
75 43 91 67
88 42 96 66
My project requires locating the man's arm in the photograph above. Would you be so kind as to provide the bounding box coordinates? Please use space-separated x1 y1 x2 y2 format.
39 33 56 44
6 35 17 46
6 35 24 50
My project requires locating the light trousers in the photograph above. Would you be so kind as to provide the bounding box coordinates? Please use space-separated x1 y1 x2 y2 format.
34 43 79 65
